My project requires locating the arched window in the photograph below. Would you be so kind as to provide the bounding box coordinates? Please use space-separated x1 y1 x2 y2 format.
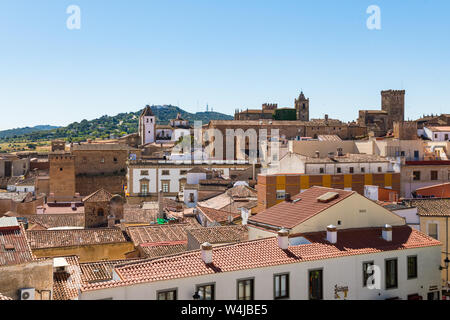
97 208 104 217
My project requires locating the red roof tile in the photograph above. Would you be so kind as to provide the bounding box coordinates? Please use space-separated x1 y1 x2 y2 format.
249 186 354 229
0 222 34 266
81 226 440 292
27 228 127 249
53 256 82 300
197 206 240 224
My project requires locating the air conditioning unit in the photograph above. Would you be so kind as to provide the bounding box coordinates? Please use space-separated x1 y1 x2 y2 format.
19 288 35 301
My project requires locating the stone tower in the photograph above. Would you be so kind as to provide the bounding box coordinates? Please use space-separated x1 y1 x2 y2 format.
49 153 75 201
295 92 309 121
381 90 405 129
139 105 156 146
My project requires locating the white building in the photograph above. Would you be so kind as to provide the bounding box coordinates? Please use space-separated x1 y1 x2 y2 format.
78 224 442 300
127 161 251 200
266 152 395 175
139 105 156 146
424 126 450 142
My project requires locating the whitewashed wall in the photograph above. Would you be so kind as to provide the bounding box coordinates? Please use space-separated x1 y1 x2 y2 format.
79 245 442 300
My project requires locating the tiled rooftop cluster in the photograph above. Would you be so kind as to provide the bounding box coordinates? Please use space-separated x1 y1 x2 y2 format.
81 225 440 292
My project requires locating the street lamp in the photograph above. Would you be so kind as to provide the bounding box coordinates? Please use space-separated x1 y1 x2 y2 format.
440 257 450 270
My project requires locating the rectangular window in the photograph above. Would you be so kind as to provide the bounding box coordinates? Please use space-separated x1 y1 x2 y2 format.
378 167 382 173
162 170 170 176
274 274 289 299
197 284 215 300
413 171 421 181
157 290 177 300
362 261 374 287
319 168 324 174
428 223 438 239
237 279 254 300
276 190 285 200
361 167 365 173
407 256 418 279
349 167 354 173
337 168 342 174
162 181 170 193
141 170 149 175
431 171 438 181
385 259 398 289
309 269 323 300
180 170 188 175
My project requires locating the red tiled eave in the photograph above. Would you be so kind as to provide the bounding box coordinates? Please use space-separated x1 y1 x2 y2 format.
80 226 440 293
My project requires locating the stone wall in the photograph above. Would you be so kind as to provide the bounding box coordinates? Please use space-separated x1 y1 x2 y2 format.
0 259 53 300
76 175 126 196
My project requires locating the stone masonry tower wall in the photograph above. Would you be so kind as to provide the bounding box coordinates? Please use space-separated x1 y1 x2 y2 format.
295 92 309 121
49 153 76 201
381 90 405 129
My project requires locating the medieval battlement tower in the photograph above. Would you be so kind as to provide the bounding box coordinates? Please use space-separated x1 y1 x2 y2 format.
295 91 310 121
381 90 405 128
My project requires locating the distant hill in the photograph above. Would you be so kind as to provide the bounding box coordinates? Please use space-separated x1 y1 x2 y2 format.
0 105 233 143
0 125 60 139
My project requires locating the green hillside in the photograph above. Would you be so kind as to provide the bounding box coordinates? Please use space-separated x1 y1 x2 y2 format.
0 105 233 143
0 125 59 139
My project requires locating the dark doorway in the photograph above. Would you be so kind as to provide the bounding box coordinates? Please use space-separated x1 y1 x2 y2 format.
4 161 12 177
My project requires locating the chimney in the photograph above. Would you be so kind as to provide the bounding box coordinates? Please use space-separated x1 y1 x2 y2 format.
326 225 337 244
382 224 392 242
277 228 289 250
108 215 115 227
315 151 320 158
285 193 292 202
201 242 213 264
158 189 164 220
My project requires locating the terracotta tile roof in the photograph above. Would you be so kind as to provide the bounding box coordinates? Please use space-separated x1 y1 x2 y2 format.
82 189 113 203
415 183 450 198
126 224 193 246
40 204 85 215
0 292 12 300
226 185 257 198
404 198 450 217
123 204 157 223
81 226 440 292
26 228 127 249
53 256 83 300
249 187 354 229
20 214 85 229
140 243 187 259
80 259 141 283
197 206 241 224
187 225 248 244
0 221 34 266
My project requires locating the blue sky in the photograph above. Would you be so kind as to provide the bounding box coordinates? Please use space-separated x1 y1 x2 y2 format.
0 0 449 130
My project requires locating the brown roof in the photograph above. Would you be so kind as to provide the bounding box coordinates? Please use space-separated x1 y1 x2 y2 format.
80 259 141 283
27 228 127 249
81 226 440 292
21 214 85 229
122 204 157 223
248 187 354 229
187 225 248 244
140 243 187 259
140 105 154 117
197 206 241 224
226 185 257 198
126 224 193 246
53 256 83 300
82 189 113 203
404 198 450 217
0 221 34 266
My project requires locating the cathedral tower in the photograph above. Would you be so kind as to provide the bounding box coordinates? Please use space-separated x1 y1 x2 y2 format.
295 91 309 121
139 105 156 145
